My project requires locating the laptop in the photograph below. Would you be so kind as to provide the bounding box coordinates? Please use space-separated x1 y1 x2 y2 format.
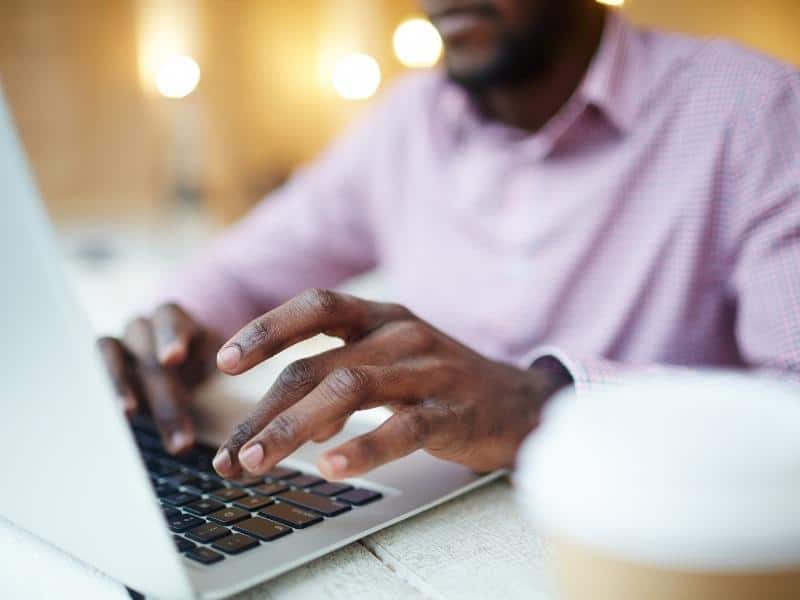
0 89 503 599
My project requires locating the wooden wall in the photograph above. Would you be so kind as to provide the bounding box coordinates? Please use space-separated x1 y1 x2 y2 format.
0 0 798 223
0 1 162 220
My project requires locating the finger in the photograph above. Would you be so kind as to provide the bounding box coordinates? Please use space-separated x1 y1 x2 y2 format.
124 318 195 454
97 336 138 415
213 328 429 478
311 417 347 443
217 288 410 375
237 365 436 475
152 303 197 367
212 354 324 479
319 407 444 479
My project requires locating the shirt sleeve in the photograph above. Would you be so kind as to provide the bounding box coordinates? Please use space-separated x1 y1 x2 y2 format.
521 70 800 394
153 87 407 337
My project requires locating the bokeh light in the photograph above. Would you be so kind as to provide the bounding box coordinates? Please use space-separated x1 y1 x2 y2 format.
393 17 443 68
155 55 201 99
331 53 381 100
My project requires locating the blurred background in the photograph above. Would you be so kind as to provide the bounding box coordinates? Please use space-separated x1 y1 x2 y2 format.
1 0 799 331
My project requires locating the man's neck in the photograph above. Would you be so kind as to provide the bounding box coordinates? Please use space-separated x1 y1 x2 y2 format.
477 5 607 133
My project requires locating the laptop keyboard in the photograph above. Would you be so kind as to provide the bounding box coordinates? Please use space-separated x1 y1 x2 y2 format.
132 423 382 566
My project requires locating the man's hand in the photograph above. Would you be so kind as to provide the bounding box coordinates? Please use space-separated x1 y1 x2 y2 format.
98 303 223 454
211 289 571 480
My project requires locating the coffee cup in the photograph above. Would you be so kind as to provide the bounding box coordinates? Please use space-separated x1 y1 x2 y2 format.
515 372 800 600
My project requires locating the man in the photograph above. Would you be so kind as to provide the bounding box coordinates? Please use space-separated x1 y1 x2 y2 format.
100 0 800 482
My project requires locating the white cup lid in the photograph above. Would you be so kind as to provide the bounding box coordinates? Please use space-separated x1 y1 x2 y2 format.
515 371 800 570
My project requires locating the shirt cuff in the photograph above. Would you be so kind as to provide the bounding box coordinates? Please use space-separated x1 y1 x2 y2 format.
519 345 624 396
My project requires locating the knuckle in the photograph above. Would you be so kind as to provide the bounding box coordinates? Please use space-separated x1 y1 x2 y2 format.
229 421 258 448
303 288 340 315
278 359 317 393
248 317 275 346
390 320 435 351
385 302 413 320
268 413 300 441
327 367 370 398
400 411 430 446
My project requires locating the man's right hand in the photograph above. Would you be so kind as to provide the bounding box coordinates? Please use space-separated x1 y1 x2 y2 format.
98 303 223 454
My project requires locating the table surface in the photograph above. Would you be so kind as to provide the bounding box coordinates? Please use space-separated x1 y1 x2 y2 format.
0 225 554 599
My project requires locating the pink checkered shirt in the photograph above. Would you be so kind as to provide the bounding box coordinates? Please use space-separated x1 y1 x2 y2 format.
162 13 800 392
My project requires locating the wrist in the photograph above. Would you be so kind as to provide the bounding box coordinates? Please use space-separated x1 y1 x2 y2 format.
529 357 574 401
504 363 573 467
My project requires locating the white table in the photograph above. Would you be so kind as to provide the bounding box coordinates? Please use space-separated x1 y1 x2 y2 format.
0 224 554 599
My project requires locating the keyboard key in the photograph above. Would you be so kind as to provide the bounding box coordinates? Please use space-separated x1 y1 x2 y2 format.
264 466 300 481
288 474 325 488
185 547 225 565
167 473 203 488
149 460 180 477
155 483 178 497
201 474 225 487
210 487 247 502
225 476 267 489
162 506 180 518
175 449 216 472
277 490 350 517
212 533 259 555
251 482 289 497
208 507 251 526
184 498 225 516
162 492 201 507
184 479 221 494
234 495 273 511
234 517 292 542
337 488 383 506
311 482 353 497
260 503 322 529
186 522 231 543
167 513 205 533
173 536 196 552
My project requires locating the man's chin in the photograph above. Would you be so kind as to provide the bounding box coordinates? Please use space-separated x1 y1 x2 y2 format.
446 68 496 94
444 55 506 93
445 60 540 94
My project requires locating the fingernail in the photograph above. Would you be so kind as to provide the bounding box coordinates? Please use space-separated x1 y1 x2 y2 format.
170 430 193 452
159 343 184 365
239 443 264 472
322 454 348 476
213 448 232 473
217 346 241 370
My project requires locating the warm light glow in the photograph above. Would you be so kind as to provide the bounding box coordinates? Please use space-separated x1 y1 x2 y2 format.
136 0 201 95
331 53 381 100
155 55 201 99
596 0 624 6
393 17 443 68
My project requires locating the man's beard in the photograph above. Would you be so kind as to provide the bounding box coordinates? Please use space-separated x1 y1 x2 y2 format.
446 1 577 93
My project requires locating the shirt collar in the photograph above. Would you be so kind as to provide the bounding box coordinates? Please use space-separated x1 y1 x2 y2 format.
580 11 641 134
435 11 643 144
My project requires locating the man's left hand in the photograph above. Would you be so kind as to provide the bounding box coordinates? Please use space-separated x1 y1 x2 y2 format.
211 289 570 480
